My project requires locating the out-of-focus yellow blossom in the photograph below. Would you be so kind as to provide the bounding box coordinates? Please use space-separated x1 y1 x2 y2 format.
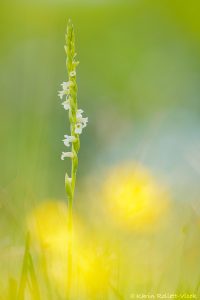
27 200 114 298
27 200 81 296
77 244 116 296
27 200 70 254
103 163 170 231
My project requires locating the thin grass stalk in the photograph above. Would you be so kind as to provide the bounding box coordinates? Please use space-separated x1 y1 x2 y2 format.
17 233 30 300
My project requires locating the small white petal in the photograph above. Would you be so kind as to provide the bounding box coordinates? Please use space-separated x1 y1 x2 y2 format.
62 99 70 110
82 117 88 128
64 135 76 142
63 135 76 147
61 81 73 90
75 123 83 134
61 152 74 160
62 139 70 147
76 114 88 128
77 109 84 115
58 90 65 99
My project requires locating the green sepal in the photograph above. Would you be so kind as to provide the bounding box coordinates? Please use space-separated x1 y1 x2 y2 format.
65 172 72 199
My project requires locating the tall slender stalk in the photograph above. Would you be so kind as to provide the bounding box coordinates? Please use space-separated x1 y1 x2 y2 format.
58 19 88 300
17 233 41 300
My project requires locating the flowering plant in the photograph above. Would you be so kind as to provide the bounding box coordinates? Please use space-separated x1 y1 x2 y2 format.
58 19 88 208
58 19 88 299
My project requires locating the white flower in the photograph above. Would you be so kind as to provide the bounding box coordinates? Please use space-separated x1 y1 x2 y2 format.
61 81 73 90
81 117 88 128
75 123 83 134
63 135 76 147
64 134 76 141
76 109 84 119
61 99 70 110
75 109 88 134
58 81 74 99
58 90 65 99
76 109 88 129
70 70 76 77
61 152 74 160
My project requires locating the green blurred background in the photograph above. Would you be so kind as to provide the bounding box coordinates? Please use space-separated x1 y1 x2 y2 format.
0 0 200 298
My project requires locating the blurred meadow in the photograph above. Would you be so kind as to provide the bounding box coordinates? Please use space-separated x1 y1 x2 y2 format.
1 0 200 299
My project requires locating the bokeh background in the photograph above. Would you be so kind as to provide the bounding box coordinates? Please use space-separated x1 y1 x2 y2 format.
1 0 200 299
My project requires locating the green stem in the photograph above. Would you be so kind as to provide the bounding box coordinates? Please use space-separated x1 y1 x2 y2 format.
66 197 73 300
64 19 80 300
17 233 30 300
66 148 78 299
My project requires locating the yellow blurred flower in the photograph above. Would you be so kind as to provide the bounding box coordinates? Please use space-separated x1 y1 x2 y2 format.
27 200 85 296
27 200 71 254
103 163 170 231
77 244 115 296
27 200 113 297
